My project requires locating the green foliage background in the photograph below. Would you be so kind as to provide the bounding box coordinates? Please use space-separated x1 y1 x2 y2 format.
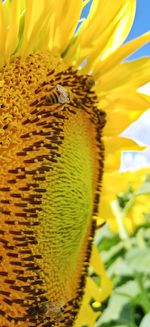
93 175 150 327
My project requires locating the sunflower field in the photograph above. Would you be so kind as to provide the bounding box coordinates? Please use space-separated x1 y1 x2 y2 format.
78 170 150 327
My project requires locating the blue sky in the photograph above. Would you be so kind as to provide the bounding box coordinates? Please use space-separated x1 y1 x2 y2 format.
83 0 150 59
126 0 150 59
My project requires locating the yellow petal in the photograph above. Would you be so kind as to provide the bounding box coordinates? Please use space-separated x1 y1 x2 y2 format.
103 107 145 137
15 0 82 56
5 0 21 59
82 0 90 6
90 246 113 302
94 31 150 78
100 91 150 113
53 0 82 53
1 0 11 25
19 0 53 56
99 168 150 225
0 1 7 64
110 189 150 235
104 136 146 155
74 277 100 327
81 0 136 73
64 0 136 67
127 195 150 228
104 137 146 172
75 245 112 327
97 58 150 93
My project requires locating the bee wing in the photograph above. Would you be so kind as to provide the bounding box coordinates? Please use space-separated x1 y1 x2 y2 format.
58 94 70 104
56 84 68 97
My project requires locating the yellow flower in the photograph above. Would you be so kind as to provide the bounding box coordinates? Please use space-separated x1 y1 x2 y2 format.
74 246 112 327
0 1 150 326
98 169 150 234
125 195 150 233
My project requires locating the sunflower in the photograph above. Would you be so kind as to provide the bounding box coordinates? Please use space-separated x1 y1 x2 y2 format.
98 168 149 224
100 168 150 235
0 1 150 326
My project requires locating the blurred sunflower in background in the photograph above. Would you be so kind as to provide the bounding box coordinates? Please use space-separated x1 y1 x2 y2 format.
0 1 150 326
98 168 150 235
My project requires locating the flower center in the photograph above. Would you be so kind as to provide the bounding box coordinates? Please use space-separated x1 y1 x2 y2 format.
0 52 105 326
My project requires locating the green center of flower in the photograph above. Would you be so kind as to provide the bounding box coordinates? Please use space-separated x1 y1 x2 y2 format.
0 52 105 326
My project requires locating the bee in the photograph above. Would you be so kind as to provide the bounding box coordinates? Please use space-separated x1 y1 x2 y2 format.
56 84 70 104
85 77 95 91
27 300 64 323
45 92 59 105
47 301 65 322
45 84 70 105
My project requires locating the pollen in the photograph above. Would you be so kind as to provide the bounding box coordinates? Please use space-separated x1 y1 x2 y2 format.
0 51 105 326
